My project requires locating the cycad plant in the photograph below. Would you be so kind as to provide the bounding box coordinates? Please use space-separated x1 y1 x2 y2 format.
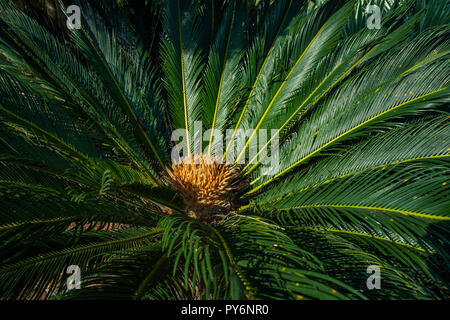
0 0 449 300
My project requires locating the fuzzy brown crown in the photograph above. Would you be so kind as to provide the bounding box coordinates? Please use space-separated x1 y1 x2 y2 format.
165 154 241 221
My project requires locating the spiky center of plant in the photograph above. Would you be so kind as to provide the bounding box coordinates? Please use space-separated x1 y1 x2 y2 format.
166 154 241 221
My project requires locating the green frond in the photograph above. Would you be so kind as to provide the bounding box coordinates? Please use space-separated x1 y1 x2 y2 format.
248 33 449 192
252 116 450 205
230 0 356 163
286 229 448 299
202 0 247 154
161 0 206 155
0 227 162 299
0 0 448 300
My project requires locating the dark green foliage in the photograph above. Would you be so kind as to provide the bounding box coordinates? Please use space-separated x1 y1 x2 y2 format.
0 0 449 299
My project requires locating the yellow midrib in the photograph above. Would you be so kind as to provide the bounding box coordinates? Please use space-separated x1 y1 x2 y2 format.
222 1 293 161
244 46 450 174
247 87 448 194
401 50 450 76
280 204 449 221
243 46 378 172
178 0 190 156
234 23 327 164
208 2 236 155
250 154 450 204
